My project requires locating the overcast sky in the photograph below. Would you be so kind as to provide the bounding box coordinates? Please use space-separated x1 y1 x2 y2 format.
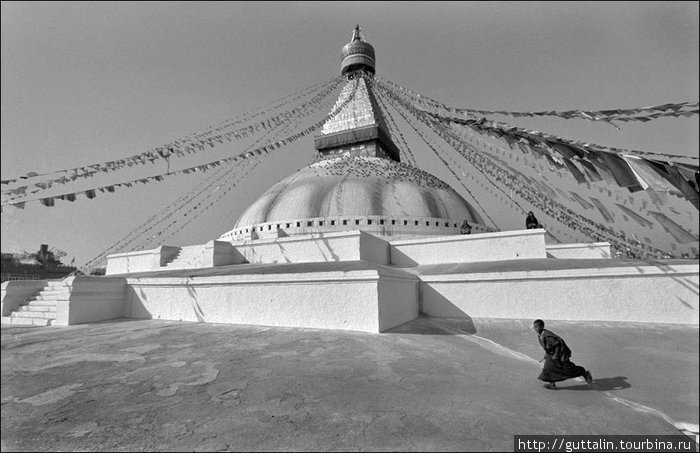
1 1 698 264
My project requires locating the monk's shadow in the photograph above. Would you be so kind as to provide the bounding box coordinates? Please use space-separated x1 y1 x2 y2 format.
558 376 630 391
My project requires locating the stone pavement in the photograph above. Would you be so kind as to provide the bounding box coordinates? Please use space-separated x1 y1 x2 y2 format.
1 317 698 451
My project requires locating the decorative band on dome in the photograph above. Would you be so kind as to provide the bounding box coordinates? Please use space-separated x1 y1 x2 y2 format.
219 215 496 242
341 42 376 61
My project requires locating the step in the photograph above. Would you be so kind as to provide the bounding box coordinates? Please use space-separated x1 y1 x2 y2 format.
2 316 52 326
171 252 202 262
29 294 68 302
25 292 70 300
167 256 204 267
42 284 66 291
7 317 52 326
172 251 204 257
163 251 183 262
24 299 58 306
175 253 201 259
169 259 199 265
39 287 68 293
12 310 56 319
17 304 56 312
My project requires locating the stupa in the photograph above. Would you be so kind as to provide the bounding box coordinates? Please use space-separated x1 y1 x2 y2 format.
2 27 697 331
220 25 487 243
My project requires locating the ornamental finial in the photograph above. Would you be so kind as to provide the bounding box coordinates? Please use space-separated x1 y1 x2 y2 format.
341 25 375 76
352 24 363 42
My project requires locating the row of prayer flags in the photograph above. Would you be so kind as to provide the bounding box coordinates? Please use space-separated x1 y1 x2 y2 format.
1 78 360 209
1 77 345 197
377 84 695 258
417 109 700 211
376 76 698 127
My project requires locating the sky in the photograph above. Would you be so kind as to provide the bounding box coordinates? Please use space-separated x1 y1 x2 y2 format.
1 1 698 265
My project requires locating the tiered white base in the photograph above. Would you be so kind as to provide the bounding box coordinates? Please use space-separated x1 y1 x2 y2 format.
3 229 697 331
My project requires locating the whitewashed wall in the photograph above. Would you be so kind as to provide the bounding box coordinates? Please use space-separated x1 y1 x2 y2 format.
51 276 127 325
390 229 547 267
124 271 385 333
106 246 179 275
420 263 699 325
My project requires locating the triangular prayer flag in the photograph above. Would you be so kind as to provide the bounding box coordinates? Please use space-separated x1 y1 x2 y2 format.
40 197 55 207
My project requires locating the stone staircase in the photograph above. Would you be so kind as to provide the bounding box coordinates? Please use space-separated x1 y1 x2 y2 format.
5 280 69 326
164 245 206 270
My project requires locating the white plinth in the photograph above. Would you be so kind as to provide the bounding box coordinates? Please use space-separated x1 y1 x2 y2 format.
122 263 418 333
389 229 547 267
418 261 699 325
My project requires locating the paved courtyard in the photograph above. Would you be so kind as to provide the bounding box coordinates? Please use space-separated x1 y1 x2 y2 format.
1 317 698 451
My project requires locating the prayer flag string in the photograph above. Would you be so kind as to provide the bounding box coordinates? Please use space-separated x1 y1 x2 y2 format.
1 76 344 192
376 77 699 128
377 81 689 259
3 77 359 209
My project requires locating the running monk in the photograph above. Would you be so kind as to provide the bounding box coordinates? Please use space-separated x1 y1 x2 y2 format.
533 319 593 390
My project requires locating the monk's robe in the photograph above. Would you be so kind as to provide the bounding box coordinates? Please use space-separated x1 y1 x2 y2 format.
537 329 587 382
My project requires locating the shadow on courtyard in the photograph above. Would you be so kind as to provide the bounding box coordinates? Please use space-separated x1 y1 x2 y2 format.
556 376 632 392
